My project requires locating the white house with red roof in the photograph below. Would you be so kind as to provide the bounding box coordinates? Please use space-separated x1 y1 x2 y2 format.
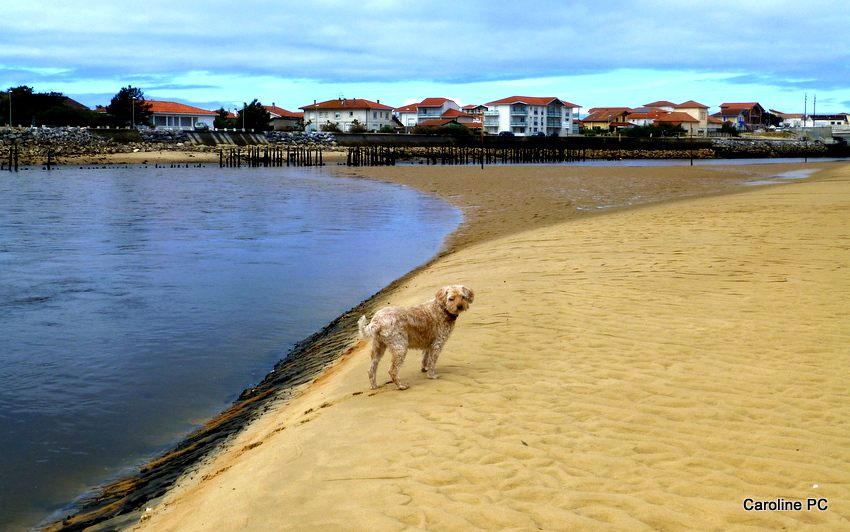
147 100 218 130
394 98 467 130
299 98 395 132
483 96 580 136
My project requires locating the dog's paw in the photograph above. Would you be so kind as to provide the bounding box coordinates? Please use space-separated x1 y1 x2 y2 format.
397 383 409 390
427 373 441 380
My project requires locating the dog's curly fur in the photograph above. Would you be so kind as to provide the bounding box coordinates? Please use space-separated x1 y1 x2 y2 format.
358 285 474 390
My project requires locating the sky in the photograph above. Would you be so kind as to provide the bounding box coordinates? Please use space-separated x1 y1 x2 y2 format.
2 0 849 116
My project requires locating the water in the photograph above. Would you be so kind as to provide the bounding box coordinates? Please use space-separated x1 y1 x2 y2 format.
0 165 461 531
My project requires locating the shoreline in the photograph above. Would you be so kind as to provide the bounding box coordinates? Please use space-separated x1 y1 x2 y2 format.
38 158 848 531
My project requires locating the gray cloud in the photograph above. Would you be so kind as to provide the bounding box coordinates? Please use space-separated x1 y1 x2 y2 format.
2 0 848 105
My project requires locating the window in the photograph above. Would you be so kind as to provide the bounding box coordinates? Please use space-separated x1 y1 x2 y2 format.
335 113 340 119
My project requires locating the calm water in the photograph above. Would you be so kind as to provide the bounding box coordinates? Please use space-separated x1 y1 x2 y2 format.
0 166 461 531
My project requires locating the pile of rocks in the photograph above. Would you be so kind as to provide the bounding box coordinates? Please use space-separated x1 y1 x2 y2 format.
711 138 828 158
140 128 188 143
1 126 116 162
264 131 337 146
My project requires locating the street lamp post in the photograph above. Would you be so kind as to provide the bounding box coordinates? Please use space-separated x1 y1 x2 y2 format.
242 102 247 131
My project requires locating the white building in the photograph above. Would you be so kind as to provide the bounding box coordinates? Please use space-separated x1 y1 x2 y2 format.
147 100 218 130
300 98 395 132
483 96 579 136
395 98 463 129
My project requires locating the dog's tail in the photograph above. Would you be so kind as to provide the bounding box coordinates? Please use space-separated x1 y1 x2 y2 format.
357 315 372 339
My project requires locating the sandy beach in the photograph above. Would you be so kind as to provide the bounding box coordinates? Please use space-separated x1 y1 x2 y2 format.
56 159 850 531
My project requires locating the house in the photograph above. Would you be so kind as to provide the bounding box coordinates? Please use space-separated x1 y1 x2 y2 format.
462 104 488 123
655 112 700 134
714 103 766 132
147 100 218 130
263 104 304 131
395 103 420 129
808 113 850 129
483 96 580 136
582 108 631 132
770 110 804 128
673 100 710 135
706 116 728 135
394 98 464 130
300 98 395 132
627 110 668 127
643 101 677 112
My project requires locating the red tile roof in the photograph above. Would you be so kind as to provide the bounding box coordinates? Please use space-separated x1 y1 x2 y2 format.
395 103 418 112
146 100 217 115
441 108 472 118
675 100 709 109
486 96 579 108
720 102 761 110
263 105 302 118
300 98 394 110
419 97 456 107
644 100 677 107
655 112 699 124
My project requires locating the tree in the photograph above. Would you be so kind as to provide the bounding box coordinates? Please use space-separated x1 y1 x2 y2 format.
106 86 152 127
1 86 66 126
236 99 271 131
720 122 740 137
348 119 368 133
214 107 236 129
320 121 342 133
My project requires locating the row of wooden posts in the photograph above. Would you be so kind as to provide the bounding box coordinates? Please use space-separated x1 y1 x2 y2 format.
219 146 325 168
218 144 592 168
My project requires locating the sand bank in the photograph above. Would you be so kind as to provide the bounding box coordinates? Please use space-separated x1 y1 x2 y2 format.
113 160 850 531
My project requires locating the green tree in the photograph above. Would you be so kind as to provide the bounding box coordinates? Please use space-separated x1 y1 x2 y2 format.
106 86 152 127
214 107 236 129
236 99 271 131
348 119 368 133
1 86 67 126
320 121 342 133
720 122 740 137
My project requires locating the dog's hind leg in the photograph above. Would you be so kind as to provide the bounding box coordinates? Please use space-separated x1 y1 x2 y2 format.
387 344 409 390
368 341 386 389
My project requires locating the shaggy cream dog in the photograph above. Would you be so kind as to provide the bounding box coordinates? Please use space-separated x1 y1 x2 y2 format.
358 285 474 390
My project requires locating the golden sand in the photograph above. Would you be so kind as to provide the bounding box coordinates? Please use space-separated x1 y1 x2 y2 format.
128 161 850 531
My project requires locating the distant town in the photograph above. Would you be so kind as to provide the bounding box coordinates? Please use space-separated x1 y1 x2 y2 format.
2 85 848 140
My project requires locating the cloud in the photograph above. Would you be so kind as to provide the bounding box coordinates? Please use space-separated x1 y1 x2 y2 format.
2 0 849 111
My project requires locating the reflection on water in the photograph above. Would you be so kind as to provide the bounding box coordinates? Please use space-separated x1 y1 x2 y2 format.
0 166 460 531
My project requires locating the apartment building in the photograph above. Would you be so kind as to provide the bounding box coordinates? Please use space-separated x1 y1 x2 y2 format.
483 96 579 136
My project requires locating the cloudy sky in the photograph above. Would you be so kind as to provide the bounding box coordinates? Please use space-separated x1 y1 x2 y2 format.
2 0 848 115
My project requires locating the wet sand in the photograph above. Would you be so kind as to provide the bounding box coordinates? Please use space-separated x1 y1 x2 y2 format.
44 159 850 531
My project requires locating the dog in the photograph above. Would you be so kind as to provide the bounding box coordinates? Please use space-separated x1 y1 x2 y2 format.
358 285 474 390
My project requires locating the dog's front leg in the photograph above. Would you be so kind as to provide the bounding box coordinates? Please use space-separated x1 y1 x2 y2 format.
421 343 444 380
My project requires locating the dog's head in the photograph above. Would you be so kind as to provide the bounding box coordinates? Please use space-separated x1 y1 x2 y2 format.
436 285 474 316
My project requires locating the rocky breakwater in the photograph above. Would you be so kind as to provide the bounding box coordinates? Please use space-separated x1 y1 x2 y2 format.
0 126 117 165
264 131 337 146
711 138 829 158
0 126 221 166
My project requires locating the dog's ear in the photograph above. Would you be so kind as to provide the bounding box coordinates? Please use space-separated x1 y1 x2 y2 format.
435 286 449 305
462 286 475 304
